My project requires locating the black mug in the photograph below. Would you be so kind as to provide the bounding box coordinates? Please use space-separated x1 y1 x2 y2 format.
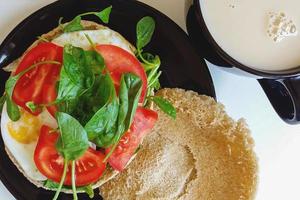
185 0 300 124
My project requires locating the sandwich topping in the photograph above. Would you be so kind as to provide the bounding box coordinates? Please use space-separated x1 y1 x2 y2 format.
0 6 176 200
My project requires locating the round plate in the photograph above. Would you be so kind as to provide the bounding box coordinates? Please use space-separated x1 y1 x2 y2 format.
0 0 215 199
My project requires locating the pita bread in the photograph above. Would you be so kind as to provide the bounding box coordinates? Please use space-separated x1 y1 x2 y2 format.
100 88 258 200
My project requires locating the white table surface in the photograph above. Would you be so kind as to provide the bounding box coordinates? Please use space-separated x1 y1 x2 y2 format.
1 0 300 200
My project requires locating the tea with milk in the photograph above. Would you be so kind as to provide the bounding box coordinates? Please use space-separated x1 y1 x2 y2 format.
200 0 300 71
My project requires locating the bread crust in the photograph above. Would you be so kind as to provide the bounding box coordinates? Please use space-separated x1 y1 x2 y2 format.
1 20 138 193
100 88 258 200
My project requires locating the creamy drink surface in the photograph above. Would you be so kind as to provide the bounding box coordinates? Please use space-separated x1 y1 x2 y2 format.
200 0 300 71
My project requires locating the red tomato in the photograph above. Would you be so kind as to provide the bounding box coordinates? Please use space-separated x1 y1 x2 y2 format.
42 84 57 117
34 126 106 186
106 107 158 171
96 45 147 103
13 42 63 115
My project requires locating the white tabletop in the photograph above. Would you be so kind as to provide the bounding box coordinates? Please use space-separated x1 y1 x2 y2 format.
1 1 300 200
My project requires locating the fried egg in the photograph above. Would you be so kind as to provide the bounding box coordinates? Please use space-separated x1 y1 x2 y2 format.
52 29 134 53
1 104 57 181
1 26 135 182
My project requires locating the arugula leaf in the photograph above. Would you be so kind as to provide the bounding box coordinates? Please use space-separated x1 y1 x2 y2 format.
148 96 176 119
136 16 155 50
62 6 112 33
56 112 89 161
63 16 83 33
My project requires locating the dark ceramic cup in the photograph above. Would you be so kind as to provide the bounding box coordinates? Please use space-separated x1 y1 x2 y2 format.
186 0 300 124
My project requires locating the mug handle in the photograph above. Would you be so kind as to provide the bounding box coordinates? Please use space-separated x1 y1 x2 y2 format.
259 77 300 124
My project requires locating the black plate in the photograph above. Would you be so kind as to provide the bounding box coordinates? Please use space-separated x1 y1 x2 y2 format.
0 0 215 199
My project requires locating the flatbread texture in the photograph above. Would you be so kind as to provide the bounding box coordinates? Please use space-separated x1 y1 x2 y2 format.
2 20 136 193
100 88 258 200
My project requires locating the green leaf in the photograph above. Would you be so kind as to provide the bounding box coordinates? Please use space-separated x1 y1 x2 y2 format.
6 96 20 121
57 45 102 103
44 180 94 199
122 73 142 131
94 6 112 24
104 73 142 161
25 101 38 113
149 96 176 119
63 45 95 88
0 94 6 113
85 74 119 148
62 6 112 33
82 185 94 198
63 16 84 33
57 67 84 102
136 16 155 50
84 50 105 74
56 112 89 161
5 75 19 99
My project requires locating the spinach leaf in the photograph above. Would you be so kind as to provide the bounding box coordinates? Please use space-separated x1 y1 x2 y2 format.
68 74 109 124
57 66 85 102
148 96 176 119
85 50 105 75
104 73 142 161
136 16 155 50
63 45 95 88
94 6 112 24
122 73 142 131
63 16 83 33
6 96 20 121
85 74 119 148
57 45 104 103
62 6 112 33
56 112 89 161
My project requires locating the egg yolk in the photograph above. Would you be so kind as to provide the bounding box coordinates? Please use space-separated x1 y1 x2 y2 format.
7 109 41 144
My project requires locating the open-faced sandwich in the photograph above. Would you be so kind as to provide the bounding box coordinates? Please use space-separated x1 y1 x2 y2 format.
0 6 176 199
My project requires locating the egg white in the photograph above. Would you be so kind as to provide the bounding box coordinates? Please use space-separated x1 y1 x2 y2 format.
52 29 134 53
1 27 134 183
1 104 57 181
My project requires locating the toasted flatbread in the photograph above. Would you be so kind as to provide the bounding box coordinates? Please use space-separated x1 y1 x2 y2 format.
100 88 258 200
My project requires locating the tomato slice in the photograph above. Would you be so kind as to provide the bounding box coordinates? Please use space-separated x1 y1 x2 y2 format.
96 45 147 103
13 42 63 115
34 126 106 186
106 107 158 171
42 84 57 117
